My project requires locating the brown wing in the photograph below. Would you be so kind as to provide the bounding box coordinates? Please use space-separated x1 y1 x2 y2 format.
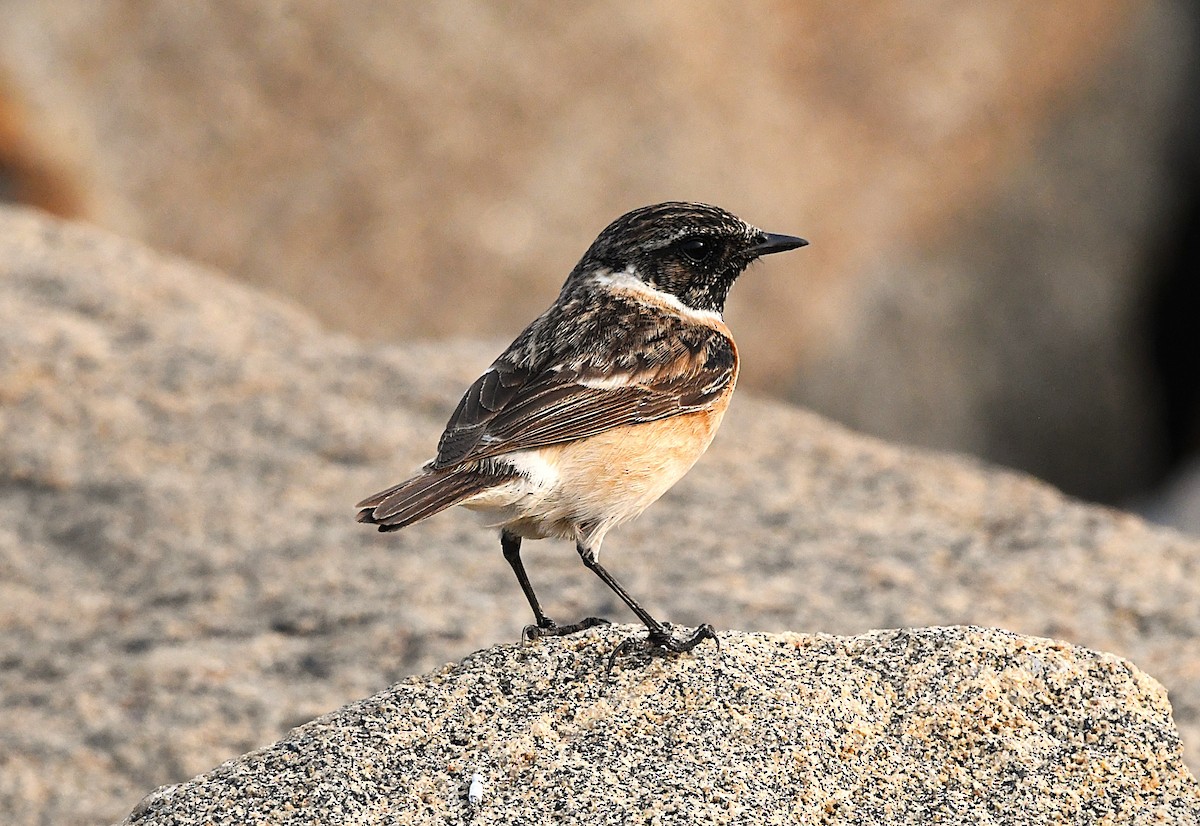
430 326 736 469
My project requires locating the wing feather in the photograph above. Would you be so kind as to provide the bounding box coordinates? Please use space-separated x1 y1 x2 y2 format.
430 320 735 468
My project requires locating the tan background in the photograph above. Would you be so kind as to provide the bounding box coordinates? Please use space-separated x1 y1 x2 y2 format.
0 1 1197 507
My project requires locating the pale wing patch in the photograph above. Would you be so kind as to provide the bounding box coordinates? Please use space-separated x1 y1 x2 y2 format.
577 372 636 390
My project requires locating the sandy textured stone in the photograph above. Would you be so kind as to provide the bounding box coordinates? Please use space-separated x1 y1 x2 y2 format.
121 627 1200 825
3 206 1200 825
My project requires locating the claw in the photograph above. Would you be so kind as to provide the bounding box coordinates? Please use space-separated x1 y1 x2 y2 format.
648 623 720 653
523 616 611 642
607 623 720 671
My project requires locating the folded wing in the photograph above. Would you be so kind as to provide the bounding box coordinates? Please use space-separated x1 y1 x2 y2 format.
432 324 736 469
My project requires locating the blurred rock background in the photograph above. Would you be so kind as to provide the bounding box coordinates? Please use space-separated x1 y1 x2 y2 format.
6 6 1200 820
1 1 1198 519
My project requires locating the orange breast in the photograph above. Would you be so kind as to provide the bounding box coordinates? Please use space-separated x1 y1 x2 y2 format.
467 310 740 542
538 385 734 530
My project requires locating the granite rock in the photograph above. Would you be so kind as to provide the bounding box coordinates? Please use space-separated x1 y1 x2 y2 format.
2 206 1200 824
121 626 1200 825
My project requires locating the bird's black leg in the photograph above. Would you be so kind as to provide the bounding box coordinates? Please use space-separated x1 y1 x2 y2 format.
501 530 553 629
575 541 718 658
501 530 609 640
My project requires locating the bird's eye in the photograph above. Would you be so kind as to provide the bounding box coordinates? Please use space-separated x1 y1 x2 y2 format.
678 237 713 263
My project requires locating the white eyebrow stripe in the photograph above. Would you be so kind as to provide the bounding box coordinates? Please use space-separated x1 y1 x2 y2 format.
591 268 724 326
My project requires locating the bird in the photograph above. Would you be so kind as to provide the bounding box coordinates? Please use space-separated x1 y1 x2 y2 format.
357 202 807 655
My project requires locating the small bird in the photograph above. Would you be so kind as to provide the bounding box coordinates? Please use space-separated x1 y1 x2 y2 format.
357 202 807 654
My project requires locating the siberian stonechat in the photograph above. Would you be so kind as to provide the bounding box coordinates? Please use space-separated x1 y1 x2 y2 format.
357 202 806 654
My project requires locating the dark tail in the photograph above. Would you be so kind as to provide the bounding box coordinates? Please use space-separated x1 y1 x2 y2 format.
355 467 511 532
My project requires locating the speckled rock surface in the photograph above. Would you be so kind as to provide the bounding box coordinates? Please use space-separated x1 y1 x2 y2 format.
4 206 1200 825
121 626 1199 825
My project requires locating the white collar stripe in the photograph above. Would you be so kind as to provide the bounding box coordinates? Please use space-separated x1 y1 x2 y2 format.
592 270 724 325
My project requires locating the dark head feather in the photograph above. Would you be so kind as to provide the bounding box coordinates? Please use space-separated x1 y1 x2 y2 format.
568 202 806 314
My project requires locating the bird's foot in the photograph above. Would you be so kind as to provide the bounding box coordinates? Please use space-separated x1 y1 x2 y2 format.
607 622 720 671
522 615 611 641
648 622 720 653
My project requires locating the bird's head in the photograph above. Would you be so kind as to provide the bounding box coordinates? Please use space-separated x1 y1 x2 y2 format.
572 201 807 315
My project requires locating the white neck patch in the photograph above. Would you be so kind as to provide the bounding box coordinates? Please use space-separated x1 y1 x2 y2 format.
592 268 724 325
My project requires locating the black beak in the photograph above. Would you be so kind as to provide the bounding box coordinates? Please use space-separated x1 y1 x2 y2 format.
750 232 809 257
